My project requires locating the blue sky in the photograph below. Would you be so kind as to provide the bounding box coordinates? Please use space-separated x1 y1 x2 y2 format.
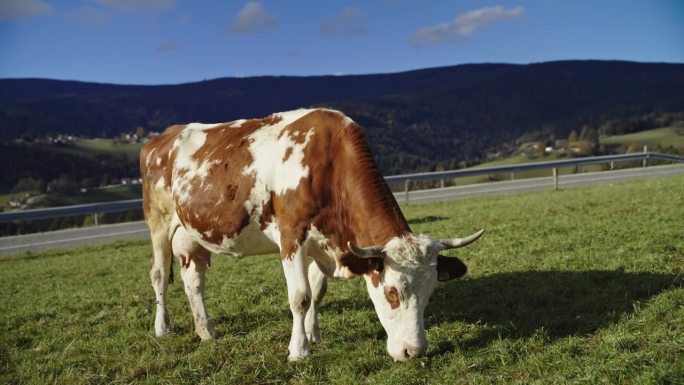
1 0 682 84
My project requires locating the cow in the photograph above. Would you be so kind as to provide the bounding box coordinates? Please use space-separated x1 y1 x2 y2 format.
140 108 484 362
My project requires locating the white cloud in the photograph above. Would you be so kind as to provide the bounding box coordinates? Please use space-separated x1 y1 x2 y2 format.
409 5 525 47
0 0 53 21
320 6 367 37
228 1 278 34
96 0 174 13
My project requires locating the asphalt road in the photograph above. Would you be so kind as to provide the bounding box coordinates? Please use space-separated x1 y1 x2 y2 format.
1 164 682 256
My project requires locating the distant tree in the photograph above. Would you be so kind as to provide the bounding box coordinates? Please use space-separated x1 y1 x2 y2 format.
568 130 579 143
134 126 147 138
80 177 98 189
579 126 590 141
12 177 45 193
100 173 111 187
47 175 77 195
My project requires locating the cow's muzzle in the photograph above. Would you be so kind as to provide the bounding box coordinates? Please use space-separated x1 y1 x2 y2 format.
390 343 427 362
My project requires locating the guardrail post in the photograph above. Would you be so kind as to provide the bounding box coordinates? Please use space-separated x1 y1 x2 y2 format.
610 161 614 170
553 168 559 191
94 213 98 226
510 172 515 181
440 178 445 188
404 179 410 204
642 145 648 167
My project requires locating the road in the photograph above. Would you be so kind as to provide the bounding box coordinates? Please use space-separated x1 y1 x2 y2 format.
1 163 683 256
402 163 684 204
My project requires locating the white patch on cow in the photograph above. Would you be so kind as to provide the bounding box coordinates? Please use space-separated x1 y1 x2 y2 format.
263 219 282 248
156 156 162 166
146 147 156 166
241 109 316 215
171 123 223 203
383 233 439 267
363 233 440 362
231 119 246 128
154 176 166 190
194 221 279 258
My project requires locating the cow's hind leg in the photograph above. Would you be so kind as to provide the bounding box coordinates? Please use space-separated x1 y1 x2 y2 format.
305 261 327 344
179 252 216 340
282 246 312 361
173 226 216 340
150 229 172 337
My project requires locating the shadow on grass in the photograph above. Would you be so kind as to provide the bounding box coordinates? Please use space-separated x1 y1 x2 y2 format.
406 215 449 225
427 270 680 353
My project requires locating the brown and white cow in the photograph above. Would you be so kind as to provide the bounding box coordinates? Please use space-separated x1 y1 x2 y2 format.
140 108 483 361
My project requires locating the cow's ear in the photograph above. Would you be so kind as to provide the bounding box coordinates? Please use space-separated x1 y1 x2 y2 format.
436 255 467 281
338 251 384 275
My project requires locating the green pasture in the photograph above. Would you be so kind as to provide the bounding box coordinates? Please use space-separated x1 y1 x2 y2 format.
44 185 142 207
1 175 682 384
601 126 684 153
55 139 143 162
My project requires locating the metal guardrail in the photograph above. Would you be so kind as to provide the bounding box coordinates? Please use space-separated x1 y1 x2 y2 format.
384 151 684 183
0 199 142 223
1 151 682 224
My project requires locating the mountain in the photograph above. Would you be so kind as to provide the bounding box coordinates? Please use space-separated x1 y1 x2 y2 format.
1 60 683 174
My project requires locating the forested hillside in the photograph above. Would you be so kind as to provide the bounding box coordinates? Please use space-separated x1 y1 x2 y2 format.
1 60 683 174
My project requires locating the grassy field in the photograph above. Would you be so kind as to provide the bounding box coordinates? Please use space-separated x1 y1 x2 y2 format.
441 125 684 189
54 139 143 162
601 127 684 153
1 175 682 384
44 185 143 207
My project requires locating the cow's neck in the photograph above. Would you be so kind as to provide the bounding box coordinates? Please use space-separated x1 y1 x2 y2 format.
330 127 411 248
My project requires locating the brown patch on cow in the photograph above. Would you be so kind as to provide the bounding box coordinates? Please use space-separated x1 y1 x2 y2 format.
338 251 383 276
370 271 381 288
384 286 400 309
226 184 238 201
258 193 276 230
283 147 293 162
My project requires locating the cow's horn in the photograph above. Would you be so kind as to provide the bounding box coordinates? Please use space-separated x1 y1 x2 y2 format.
440 229 485 249
347 241 384 258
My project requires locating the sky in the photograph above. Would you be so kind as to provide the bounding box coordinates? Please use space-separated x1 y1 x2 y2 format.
0 0 682 84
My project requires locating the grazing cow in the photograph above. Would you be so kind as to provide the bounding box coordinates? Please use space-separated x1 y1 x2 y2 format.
140 108 483 361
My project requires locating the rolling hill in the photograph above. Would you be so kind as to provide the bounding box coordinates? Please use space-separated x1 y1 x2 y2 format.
1 60 683 175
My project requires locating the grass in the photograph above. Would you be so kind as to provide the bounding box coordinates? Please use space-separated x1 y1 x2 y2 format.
53 139 143 162
1 175 683 384
601 126 684 153
43 185 143 207
446 125 684 189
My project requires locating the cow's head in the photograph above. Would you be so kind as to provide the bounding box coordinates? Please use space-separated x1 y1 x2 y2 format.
348 229 484 361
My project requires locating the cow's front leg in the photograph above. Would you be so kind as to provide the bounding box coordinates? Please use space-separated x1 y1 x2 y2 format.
282 246 312 361
179 251 216 341
305 261 327 344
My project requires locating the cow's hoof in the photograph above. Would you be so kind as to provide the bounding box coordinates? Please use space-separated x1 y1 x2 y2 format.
306 330 320 344
287 348 311 362
155 328 171 337
197 326 217 341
